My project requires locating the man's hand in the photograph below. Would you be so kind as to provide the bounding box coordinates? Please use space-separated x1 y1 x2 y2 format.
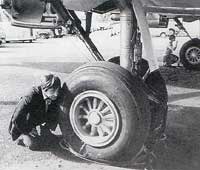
173 40 178 50
42 122 57 132
29 128 39 137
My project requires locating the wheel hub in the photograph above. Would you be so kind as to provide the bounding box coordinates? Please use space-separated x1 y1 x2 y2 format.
186 46 200 64
70 90 120 147
191 52 197 58
88 111 101 125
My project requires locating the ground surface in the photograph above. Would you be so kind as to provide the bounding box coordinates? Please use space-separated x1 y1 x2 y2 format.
0 31 200 170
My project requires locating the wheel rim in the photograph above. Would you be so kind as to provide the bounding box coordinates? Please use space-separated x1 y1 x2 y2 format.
185 46 200 65
70 90 120 147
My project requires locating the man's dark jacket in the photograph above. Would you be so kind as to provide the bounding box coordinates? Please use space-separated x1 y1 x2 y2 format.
9 86 60 141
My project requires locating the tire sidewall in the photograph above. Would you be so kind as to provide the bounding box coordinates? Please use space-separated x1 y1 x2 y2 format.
60 62 150 161
68 69 140 160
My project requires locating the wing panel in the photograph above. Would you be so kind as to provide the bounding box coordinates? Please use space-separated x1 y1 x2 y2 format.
62 0 110 11
141 0 200 15
141 0 200 8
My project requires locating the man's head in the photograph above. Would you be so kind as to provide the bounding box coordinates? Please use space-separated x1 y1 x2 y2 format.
168 28 176 36
41 74 61 100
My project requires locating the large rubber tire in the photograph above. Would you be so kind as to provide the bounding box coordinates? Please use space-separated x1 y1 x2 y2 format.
59 61 150 162
180 38 200 70
144 70 168 141
108 56 168 149
108 56 149 78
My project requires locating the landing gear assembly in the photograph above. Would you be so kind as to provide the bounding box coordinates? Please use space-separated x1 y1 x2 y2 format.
175 18 200 70
1 0 168 167
56 0 168 166
60 62 151 162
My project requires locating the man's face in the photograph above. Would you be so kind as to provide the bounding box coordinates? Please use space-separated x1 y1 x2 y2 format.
44 88 60 101
171 38 175 42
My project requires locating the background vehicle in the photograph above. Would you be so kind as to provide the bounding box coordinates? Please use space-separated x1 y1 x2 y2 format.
0 9 35 43
0 22 35 43
149 27 178 37
36 32 50 39
35 30 51 39
0 27 5 45
150 20 200 38
149 20 180 37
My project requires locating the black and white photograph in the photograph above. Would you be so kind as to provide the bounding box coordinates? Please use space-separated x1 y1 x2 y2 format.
0 0 200 170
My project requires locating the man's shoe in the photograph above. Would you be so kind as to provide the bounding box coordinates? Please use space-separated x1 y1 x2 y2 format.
16 135 35 148
29 128 39 137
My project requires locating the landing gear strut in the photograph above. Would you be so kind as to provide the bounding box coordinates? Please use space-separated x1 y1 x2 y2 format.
54 0 168 168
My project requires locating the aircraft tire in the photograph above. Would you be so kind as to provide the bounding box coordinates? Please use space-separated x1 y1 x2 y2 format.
144 70 168 149
59 61 150 162
108 56 149 78
109 56 168 149
180 38 200 70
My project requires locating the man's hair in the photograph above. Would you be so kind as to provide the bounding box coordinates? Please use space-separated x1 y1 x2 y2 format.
40 74 61 91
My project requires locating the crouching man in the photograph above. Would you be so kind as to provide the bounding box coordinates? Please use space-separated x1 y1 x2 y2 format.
9 74 62 149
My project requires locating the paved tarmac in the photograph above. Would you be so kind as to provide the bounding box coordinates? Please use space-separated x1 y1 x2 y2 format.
0 32 200 170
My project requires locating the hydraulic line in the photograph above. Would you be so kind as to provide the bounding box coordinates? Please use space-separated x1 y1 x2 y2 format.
120 6 135 71
50 0 104 61
174 18 192 39
131 0 159 72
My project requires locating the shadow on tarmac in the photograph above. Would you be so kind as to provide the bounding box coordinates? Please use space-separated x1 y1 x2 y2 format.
38 104 200 170
1 100 200 169
168 91 200 103
160 66 200 89
0 62 84 73
2 65 200 169
155 105 200 170
0 43 35 49
34 134 89 164
0 101 18 105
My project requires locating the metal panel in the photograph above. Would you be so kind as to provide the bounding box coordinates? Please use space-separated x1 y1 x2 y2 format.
132 0 159 72
11 0 45 23
62 0 110 11
141 0 200 8
141 0 200 15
